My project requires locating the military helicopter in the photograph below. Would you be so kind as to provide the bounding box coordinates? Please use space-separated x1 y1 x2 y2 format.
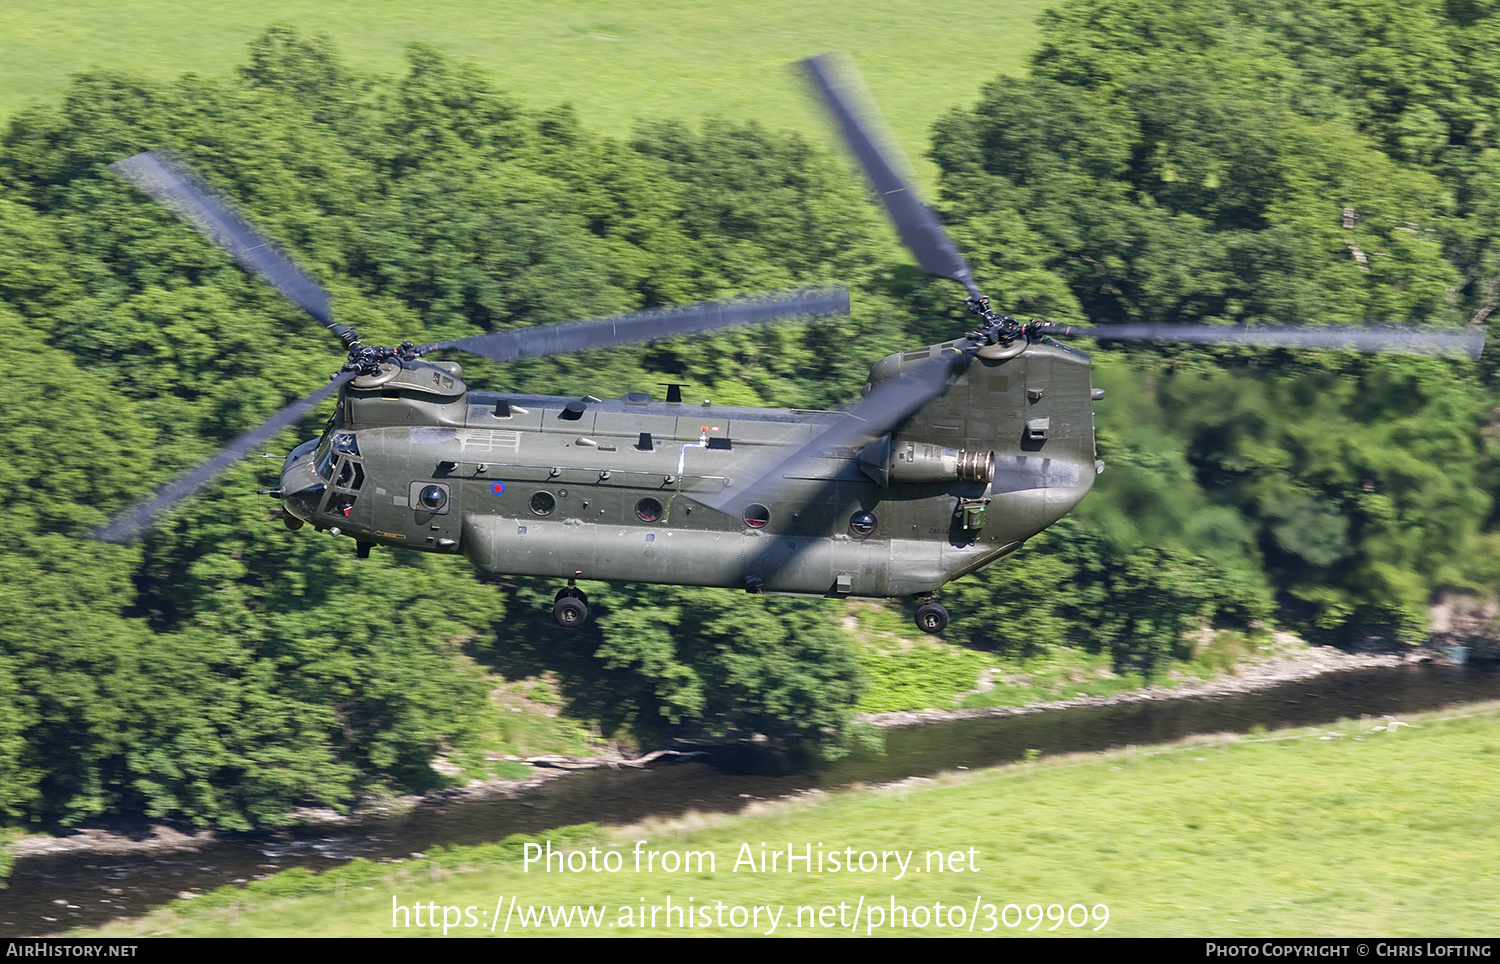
98 55 1486 633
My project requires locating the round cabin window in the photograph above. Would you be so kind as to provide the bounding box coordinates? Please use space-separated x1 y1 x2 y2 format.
418 485 447 511
849 511 877 537
743 504 771 529
635 497 664 523
529 491 556 516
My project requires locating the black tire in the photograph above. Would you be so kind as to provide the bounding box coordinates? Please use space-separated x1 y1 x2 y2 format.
555 586 588 605
553 596 589 629
915 602 949 635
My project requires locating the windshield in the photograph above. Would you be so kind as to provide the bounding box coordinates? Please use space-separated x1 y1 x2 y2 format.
313 432 359 482
314 433 335 482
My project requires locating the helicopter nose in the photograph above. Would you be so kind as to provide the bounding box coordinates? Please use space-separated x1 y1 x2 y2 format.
282 482 326 523
280 439 324 523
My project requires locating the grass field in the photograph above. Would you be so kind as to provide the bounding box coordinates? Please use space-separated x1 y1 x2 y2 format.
0 0 1049 186
87 705 1500 938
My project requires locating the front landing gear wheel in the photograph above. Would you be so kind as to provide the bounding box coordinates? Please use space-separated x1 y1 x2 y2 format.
915 602 949 635
553 596 589 629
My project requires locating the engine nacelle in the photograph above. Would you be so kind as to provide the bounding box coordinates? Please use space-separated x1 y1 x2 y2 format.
856 435 995 487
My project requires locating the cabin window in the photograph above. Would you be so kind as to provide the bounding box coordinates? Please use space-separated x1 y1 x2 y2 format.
418 485 447 511
849 511 877 537
529 491 556 516
635 497 664 523
743 504 770 529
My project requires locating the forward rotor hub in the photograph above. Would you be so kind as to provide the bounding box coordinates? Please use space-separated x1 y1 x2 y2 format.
964 296 1039 346
340 340 422 377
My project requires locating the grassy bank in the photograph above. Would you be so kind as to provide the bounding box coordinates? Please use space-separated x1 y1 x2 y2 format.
85 704 1500 937
849 605 1285 714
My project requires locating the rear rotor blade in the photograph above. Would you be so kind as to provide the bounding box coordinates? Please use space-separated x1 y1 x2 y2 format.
95 372 355 543
111 151 349 341
802 53 980 298
703 351 965 513
1037 323 1486 360
424 286 850 363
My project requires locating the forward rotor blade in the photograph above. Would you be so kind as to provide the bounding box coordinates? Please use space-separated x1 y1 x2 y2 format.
1037 323 1486 360
95 372 355 543
111 151 341 337
424 286 850 363
703 351 965 513
801 53 980 298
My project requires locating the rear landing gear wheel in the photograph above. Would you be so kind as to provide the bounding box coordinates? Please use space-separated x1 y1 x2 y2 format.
553 596 589 629
915 602 949 635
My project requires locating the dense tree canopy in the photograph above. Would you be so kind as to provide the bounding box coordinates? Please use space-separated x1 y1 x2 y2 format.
0 28 894 830
930 0 1500 640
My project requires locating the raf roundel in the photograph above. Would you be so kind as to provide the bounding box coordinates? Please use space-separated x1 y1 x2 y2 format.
490 481 506 495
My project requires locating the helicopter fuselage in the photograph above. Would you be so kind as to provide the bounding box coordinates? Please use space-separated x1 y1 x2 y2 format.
280 336 1100 601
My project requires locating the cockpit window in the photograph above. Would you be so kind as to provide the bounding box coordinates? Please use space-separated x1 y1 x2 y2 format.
336 460 365 490
316 432 361 483
314 435 336 482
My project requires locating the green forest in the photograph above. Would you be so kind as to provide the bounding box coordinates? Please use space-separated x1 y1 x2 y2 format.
1 0 1498 834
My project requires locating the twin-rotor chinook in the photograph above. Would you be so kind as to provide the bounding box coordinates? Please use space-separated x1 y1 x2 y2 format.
99 55 1486 632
